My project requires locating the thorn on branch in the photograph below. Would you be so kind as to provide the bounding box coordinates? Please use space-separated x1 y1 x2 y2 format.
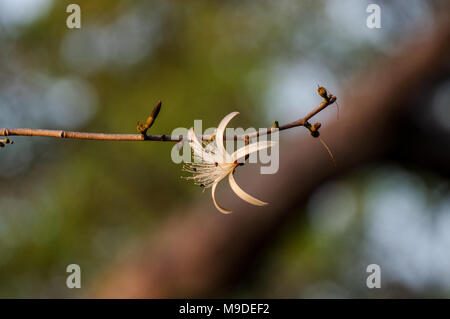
137 101 162 138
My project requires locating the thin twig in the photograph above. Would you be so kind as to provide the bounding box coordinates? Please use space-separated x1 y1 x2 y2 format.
0 89 336 143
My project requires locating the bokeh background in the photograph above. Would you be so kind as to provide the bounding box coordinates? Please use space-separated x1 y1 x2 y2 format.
0 0 449 298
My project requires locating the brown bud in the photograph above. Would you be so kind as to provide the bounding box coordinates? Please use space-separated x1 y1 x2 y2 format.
305 122 321 137
146 101 162 127
318 86 328 99
311 122 321 131
137 101 163 136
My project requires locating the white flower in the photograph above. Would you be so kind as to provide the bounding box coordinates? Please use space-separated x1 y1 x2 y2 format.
183 112 276 214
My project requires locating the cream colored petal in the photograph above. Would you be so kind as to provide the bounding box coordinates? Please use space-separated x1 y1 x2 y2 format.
216 112 239 162
188 128 213 162
211 182 232 214
231 141 276 162
188 128 202 150
228 171 268 206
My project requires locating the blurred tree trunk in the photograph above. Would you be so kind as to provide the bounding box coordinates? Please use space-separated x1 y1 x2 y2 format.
90 9 450 298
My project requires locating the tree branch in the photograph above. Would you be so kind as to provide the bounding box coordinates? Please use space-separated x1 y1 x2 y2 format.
0 90 336 143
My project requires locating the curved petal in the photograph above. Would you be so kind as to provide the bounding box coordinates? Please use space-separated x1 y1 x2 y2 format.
216 112 239 162
228 172 268 206
188 128 213 162
211 182 232 214
231 141 276 162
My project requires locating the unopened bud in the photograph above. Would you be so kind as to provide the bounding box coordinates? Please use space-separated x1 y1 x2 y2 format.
311 122 321 131
318 86 328 99
137 101 163 136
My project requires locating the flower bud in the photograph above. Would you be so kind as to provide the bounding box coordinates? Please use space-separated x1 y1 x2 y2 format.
318 86 328 99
